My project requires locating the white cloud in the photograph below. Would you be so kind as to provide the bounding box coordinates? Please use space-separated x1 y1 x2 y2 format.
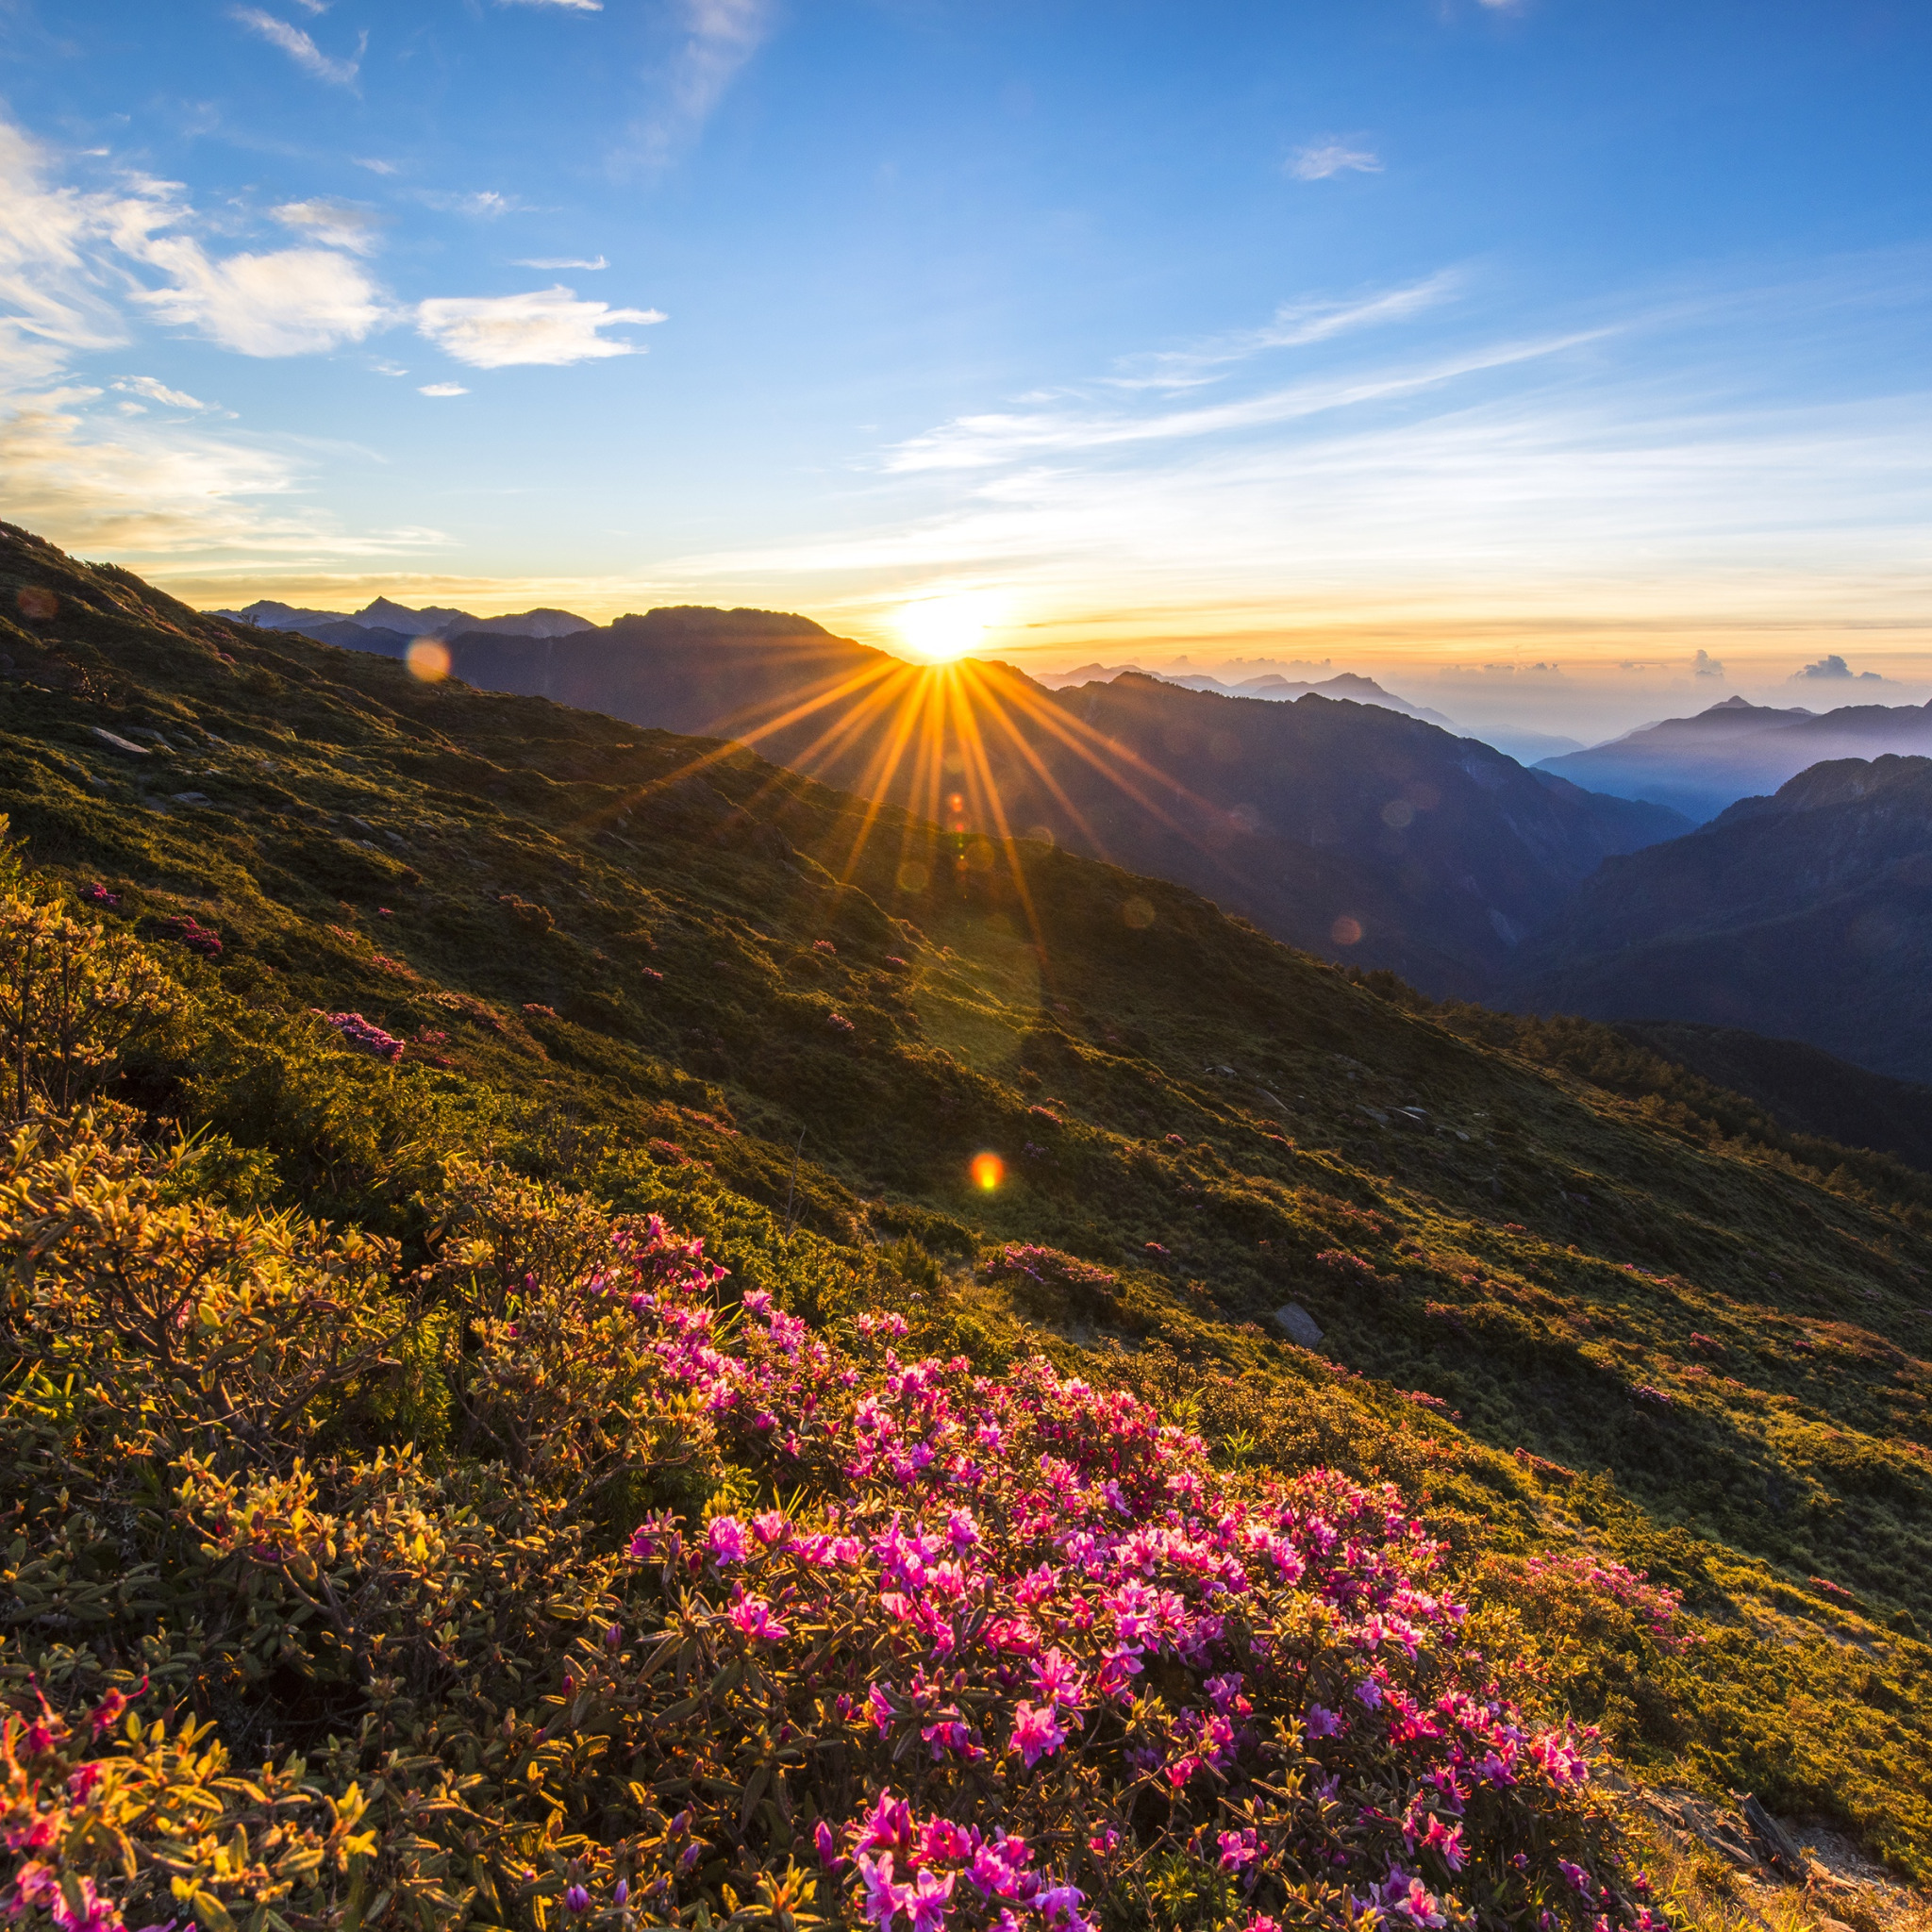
422 189 532 220
419 381 468 396
1791 654 1887 683
137 237 389 355
630 0 773 168
1691 649 1725 678
354 158 398 175
884 327 1605 473
113 375 214 409
1288 142 1382 182
515 254 608 270
415 286 664 367
0 386 443 561
500 0 603 9
273 198 381 254
230 9 364 87
1108 274 1459 392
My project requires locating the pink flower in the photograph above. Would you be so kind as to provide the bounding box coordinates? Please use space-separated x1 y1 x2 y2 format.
708 1515 751 1563
907 1868 956 1932
728 1595 789 1641
1219 1829 1260 1872
858 1853 908 1929
1010 1700 1066 1767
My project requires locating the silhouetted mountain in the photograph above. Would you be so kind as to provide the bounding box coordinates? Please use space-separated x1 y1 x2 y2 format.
1613 1021 1932 1174
1509 755 1932 1079
1035 661 1454 726
217 595 592 643
1539 693 1932 823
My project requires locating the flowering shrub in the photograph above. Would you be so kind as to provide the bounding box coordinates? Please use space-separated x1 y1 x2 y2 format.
1519 1557 1694 1655
828 1011 856 1033
319 1008 405 1061
154 912 221 958
79 883 120 910
0 1113 1645 1932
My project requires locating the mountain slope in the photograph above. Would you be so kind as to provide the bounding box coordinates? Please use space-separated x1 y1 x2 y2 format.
1613 1020 1932 1172
1541 694 1932 823
7 519 1932 1881
280 610 1690 998
1508 755 1932 1079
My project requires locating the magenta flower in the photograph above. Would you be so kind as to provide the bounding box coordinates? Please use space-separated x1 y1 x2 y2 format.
728 1595 789 1641
708 1515 751 1563
857 1854 904 1929
1010 1700 1066 1767
907 1868 956 1932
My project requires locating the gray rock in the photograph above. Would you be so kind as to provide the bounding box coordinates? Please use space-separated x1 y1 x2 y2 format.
1274 1302 1324 1348
171 791 211 806
90 726 150 758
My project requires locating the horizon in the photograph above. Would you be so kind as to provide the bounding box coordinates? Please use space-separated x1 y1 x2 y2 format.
4 2 1931 743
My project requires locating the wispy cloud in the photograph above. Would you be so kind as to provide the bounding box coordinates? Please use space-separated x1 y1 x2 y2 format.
273 198 381 254
113 375 215 410
1287 141 1382 182
0 387 444 562
419 381 468 396
515 254 608 270
421 189 532 220
1107 273 1460 392
500 0 603 9
629 0 773 169
230 9 364 87
415 285 665 367
884 325 1604 472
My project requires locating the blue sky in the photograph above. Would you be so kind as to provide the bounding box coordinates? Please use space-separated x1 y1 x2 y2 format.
3 0 1930 738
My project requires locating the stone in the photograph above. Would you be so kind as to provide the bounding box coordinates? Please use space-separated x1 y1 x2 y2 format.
90 726 150 758
1274 1302 1324 1348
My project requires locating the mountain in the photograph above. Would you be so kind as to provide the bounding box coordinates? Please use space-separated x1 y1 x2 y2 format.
1539 692 1932 823
217 594 593 642
265 608 1690 999
1034 660 1456 725
759 666 1689 998
7 518 1932 1898
1507 754 1932 1079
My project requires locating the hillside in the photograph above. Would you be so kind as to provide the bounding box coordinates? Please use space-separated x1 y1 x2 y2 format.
298 608 1687 997
1614 1023 1932 1174
4 521 1932 1923
1541 695 1932 824
1508 755 1932 1080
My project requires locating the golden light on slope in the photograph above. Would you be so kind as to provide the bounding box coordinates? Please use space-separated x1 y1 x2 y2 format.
894 591 1004 662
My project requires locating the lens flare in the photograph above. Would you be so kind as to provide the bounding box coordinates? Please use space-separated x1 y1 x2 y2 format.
407 638 451 682
971 1151 1005 1191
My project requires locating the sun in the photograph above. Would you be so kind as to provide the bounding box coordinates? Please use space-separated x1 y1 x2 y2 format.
894 591 1004 663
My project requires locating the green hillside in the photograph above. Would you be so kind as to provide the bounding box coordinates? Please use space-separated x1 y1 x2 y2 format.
2 523 1931 1928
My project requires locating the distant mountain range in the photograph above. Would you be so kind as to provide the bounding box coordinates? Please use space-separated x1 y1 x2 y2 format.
216 596 595 650
213 599 1687 998
1508 755 1932 1079
1036 662 1456 725
1538 693 1932 822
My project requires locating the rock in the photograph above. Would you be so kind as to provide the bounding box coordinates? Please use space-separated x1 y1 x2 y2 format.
90 726 150 758
1274 1302 1324 1348
172 791 211 806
